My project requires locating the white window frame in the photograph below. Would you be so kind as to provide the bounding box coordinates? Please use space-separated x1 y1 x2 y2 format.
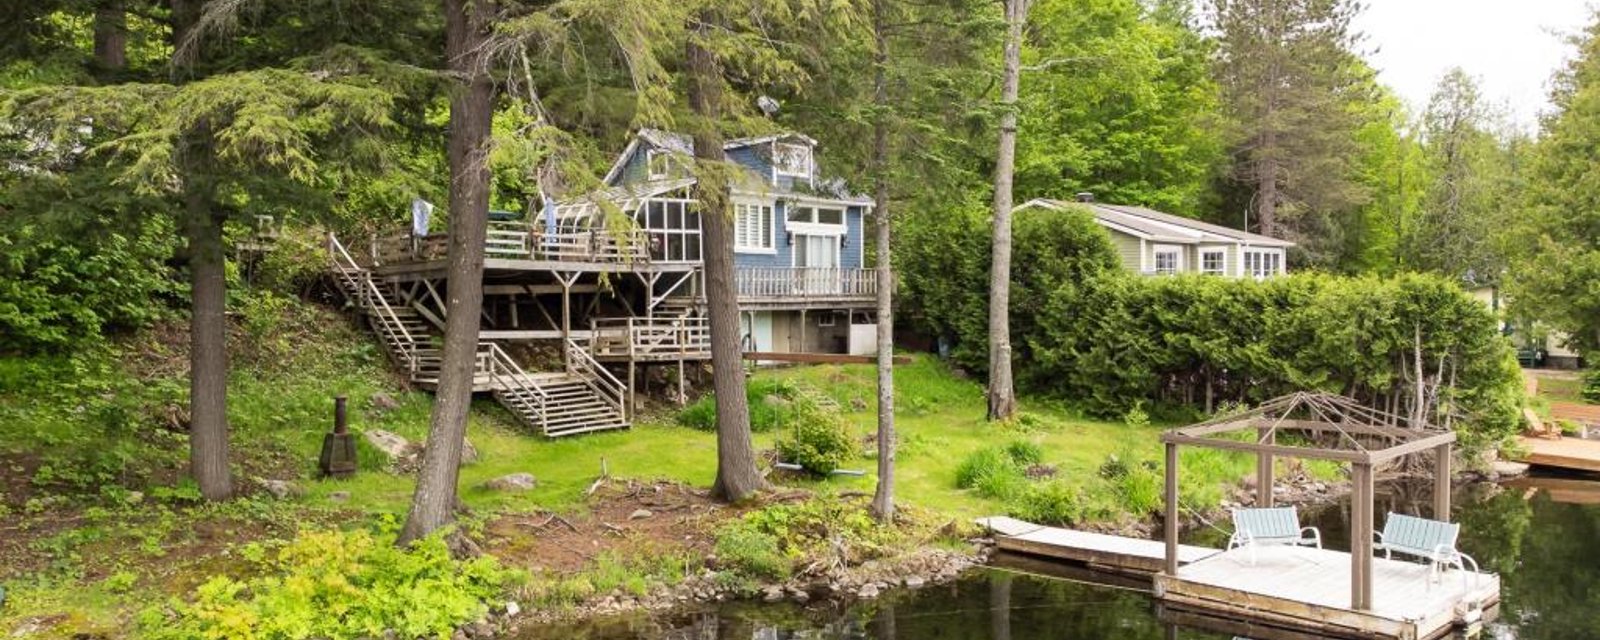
733 200 776 254
1201 249 1226 276
817 313 836 327
1152 244 1184 275
1242 248 1284 279
772 141 814 181
646 149 674 179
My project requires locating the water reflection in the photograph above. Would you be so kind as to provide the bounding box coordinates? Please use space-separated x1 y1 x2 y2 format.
516 475 1600 640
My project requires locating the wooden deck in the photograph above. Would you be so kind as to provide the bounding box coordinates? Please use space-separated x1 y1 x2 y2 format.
977 517 1218 576
1505 475 1600 504
1514 435 1600 473
1156 546 1499 640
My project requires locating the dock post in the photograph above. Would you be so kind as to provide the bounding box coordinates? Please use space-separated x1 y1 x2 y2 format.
1256 425 1274 507
1351 461 1374 610
1164 441 1179 576
1434 442 1452 519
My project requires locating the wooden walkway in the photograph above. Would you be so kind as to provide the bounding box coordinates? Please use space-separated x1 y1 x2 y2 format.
978 517 1500 640
1551 400 1600 425
1515 435 1600 473
1158 546 1499 640
978 517 1218 575
1506 475 1600 504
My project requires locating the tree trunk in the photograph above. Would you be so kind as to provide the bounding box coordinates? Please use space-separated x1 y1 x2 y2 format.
171 0 232 502
869 0 895 523
183 149 233 502
1256 133 1278 237
399 0 495 545
986 0 1028 421
93 0 127 73
687 16 765 503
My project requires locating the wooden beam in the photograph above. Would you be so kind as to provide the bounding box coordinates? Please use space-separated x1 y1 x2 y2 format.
1434 443 1452 520
1258 425 1275 507
1165 441 1180 576
1350 462 1374 611
1161 433 1371 463
741 351 911 365
1365 430 1458 464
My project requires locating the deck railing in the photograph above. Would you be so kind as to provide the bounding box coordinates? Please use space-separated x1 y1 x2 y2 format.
480 341 550 434
734 267 877 299
364 221 653 266
566 339 628 423
589 317 711 359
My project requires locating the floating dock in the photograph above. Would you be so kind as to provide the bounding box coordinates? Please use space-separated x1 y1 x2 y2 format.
977 516 1217 576
978 517 1499 640
1515 435 1600 473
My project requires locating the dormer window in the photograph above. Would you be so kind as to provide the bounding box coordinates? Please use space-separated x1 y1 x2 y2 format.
772 142 812 180
647 149 680 179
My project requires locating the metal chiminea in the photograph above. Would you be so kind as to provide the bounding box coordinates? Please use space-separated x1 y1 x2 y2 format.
318 396 357 479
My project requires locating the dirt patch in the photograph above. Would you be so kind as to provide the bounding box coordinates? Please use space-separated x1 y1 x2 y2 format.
484 479 733 574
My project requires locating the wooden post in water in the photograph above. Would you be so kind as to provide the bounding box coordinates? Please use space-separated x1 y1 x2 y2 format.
1164 441 1179 576
1350 461 1374 610
1434 442 1452 519
1257 425 1275 507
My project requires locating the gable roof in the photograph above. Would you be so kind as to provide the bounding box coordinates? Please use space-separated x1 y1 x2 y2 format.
1022 199 1294 248
602 129 818 185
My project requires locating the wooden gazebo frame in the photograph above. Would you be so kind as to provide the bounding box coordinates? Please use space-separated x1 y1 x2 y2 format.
1160 392 1456 611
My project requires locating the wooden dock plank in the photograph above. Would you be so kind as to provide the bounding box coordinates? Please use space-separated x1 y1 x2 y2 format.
1514 435 1600 473
1160 546 1499 640
976 517 1218 574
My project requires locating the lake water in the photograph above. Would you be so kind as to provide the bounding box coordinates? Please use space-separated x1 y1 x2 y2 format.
519 475 1600 639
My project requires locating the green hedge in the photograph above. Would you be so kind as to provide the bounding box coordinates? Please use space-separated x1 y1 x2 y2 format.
897 203 1523 447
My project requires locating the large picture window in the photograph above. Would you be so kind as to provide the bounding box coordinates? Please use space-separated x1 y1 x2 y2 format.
1243 249 1283 279
735 202 774 252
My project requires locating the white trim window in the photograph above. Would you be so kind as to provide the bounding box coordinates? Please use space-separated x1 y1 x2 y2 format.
646 149 675 179
1153 245 1183 275
734 202 775 253
1242 249 1284 279
1201 249 1226 276
772 142 813 181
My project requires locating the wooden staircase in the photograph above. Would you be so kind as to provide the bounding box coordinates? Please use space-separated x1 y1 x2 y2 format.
328 233 629 437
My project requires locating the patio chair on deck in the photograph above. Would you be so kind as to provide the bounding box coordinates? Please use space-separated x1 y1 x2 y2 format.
1374 512 1479 586
1228 506 1322 565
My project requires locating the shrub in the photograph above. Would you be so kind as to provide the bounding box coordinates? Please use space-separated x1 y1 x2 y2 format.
713 525 787 580
139 527 516 640
1004 440 1044 466
677 378 796 433
1584 369 1600 403
955 448 1015 489
775 403 855 475
1010 481 1083 525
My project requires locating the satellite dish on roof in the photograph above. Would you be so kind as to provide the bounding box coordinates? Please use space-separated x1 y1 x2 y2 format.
757 95 780 116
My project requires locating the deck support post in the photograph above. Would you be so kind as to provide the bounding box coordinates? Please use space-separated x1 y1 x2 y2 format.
1164 441 1179 576
677 358 686 406
1351 461 1374 611
557 271 578 367
799 309 807 352
1257 425 1274 507
1434 443 1452 519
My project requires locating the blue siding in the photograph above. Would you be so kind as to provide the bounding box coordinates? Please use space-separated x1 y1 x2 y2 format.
726 145 771 181
843 206 864 269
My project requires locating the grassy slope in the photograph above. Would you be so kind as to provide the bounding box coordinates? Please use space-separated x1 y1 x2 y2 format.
0 298 1298 637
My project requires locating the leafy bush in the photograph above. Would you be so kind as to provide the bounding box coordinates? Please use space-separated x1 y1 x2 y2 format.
139 527 516 640
955 447 1015 489
713 525 788 580
775 403 855 475
1011 481 1084 525
1004 440 1045 466
678 378 796 433
1584 369 1600 403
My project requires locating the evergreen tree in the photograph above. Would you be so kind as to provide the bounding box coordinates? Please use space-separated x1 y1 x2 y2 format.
1406 68 1513 283
1210 0 1373 264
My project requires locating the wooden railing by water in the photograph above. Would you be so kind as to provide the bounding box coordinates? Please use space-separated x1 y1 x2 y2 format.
734 267 877 298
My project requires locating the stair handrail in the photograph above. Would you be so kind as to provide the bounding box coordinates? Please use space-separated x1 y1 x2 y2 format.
565 338 627 423
481 342 550 433
328 232 417 370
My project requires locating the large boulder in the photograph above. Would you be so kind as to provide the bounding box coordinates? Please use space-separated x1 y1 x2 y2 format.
363 429 478 472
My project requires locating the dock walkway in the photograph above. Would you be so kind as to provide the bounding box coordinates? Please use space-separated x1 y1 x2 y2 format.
978 517 1498 640
1515 435 1600 473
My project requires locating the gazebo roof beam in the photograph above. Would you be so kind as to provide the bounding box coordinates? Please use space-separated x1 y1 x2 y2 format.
1365 430 1457 464
1160 432 1373 463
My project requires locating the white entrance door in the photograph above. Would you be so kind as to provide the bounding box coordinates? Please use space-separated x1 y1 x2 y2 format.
793 234 840 294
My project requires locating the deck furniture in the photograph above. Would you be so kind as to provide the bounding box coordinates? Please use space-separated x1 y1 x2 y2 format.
1374 512 1479 585
1228 506 1322 565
